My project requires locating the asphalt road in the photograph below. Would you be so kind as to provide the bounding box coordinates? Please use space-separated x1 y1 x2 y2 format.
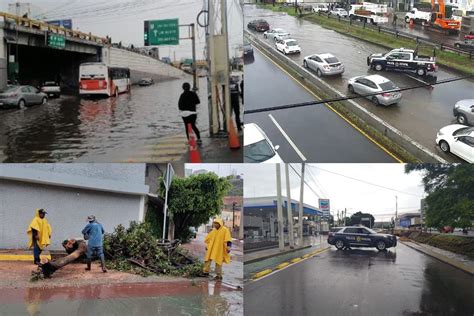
245 48 397 162
244 5 472 162
244 242 474 316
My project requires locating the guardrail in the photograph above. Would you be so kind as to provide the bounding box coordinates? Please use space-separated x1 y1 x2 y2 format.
312 11 473 59
0 12 108 45
245 30 447 163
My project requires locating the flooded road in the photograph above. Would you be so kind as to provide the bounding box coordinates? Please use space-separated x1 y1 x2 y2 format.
0 77 209 162
0 280 242 316
245 5 472 162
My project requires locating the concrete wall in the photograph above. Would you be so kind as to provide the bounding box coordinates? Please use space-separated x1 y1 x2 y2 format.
104 47 185 83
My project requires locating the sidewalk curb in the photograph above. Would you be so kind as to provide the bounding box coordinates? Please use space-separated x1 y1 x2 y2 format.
244 244 312 264
400 240 474 276
250 247 330 281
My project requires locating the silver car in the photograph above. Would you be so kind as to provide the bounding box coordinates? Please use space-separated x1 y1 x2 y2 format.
0 85 48 109
453 99 474 125
347 75 402 106
303 53 344 77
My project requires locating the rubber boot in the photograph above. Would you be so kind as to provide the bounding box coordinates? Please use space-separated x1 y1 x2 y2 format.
100 256 107 273
85 259 91 271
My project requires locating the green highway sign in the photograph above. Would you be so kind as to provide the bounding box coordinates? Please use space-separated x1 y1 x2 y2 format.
48 33 66 49
144 19 179 46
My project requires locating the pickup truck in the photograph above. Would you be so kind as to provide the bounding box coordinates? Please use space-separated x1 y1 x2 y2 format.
404 8 431 25
367 48 437 76
40 81 61 98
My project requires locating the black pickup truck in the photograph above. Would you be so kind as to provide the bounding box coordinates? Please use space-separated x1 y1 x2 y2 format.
367 48 437 76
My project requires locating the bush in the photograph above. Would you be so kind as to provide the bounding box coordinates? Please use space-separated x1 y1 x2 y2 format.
408 232 474 259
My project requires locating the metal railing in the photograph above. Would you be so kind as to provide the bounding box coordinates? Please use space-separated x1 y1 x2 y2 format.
0 12 108 45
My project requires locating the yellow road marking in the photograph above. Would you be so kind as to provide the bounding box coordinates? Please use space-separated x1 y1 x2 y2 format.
253 44 403 163
291 257 302 263
276 262 290 269
0 254 51 261
252 269 273 280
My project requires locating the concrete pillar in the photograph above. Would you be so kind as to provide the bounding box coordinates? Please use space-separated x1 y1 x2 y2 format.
0 27 8 89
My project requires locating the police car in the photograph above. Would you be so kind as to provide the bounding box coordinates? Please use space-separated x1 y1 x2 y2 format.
367 48 437 77
328 226 397 251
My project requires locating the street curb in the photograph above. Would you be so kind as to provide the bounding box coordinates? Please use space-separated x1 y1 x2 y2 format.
250 247 330 281
244 244 312 264
400 240 474 276
0 254 51 261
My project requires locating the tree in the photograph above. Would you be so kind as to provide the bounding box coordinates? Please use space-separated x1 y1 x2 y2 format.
405 164 474 230
158 173 231 241
349 211 375 228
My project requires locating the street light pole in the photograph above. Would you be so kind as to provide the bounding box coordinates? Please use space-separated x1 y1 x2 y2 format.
298 163 305 245
285 164 295 248
276 164 284 251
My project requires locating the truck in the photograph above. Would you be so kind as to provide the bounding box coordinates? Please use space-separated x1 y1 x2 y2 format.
349 3 389 25
429 0 461 34
367 48 437 77
404 8 431 25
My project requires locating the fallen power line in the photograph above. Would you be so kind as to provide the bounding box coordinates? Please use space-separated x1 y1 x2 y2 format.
244 74 473 115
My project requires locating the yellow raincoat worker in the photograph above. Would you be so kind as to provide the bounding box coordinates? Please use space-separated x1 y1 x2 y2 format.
27 209 52 265
204 218 232 280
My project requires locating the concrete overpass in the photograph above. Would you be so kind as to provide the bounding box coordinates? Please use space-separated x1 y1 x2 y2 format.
0 12 184 90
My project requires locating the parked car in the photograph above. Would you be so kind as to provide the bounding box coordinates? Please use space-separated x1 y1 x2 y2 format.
328 226 397 251
263 28 291 41
247 19 270 32
275 38 301 55
244 123 283 163
347 75 402 106
243 41 254 58
454 39 474 51
138 78 154 86
0 85 48 109
436 125 474 162
40 81 60 98
313 4 329 13
303 53 344 77
453 99 474 125
330 8 349 17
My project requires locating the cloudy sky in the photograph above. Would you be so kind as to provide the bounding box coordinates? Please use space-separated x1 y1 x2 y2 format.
185 163 245 177
243 164 426 221
1 0 243 60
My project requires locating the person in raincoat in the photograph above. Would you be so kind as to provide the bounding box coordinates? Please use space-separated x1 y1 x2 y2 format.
81 215 107 273
27 209 52 265
203 218 232 280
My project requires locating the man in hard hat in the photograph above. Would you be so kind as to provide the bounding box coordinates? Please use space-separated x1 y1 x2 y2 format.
203 218 232 280
81 215 106 273
27 208 52 265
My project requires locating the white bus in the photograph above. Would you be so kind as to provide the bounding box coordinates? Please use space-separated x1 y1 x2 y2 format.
79 62 131 97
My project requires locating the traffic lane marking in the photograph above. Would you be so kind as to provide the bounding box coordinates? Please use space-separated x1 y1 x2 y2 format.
253 44 403 163
268 114 307 162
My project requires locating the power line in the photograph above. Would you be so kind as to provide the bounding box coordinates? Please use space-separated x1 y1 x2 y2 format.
244 75 473 115
307 165 423 197
288 163 321 200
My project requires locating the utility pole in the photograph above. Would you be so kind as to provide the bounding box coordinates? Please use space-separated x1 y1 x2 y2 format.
344 208 347 226
190 23 197 91
285 164 294 248
298 163 305 245
276 164 284 251
221 0 231 133
395 195 398 229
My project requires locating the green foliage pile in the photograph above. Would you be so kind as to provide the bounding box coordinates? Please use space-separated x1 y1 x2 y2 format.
408 231 474 259
103 221 203 277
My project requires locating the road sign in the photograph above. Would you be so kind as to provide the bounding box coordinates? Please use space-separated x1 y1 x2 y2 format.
48 33 66 49
144 19 179 46
47 19 72 30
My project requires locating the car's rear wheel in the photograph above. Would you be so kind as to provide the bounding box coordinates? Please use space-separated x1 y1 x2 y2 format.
316 69 323 77
376 240 386 251
335 239 345 250
456 114 467 125
439 140 450 153
348 84 354 93
417 68 427 76
303 60 308 68
18 99 26 108
454 43 460 48
372 96 380 106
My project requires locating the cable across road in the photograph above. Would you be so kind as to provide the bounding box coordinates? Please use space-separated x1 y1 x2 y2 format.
243 74 473 115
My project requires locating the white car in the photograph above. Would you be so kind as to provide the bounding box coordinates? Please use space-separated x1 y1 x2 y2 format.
275 38 301 55
263 28 290 41
312 4 329 13
330 8 349 17
348 74 402 106
244 123 283 163
303 53 344 77
436 125 474 162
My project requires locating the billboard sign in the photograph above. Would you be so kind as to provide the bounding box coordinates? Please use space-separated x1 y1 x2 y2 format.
47 19 73 30
144 19 179 46
319 199 330 216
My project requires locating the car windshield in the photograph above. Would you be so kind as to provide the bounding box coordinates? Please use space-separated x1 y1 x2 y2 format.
324 57 339 64
0 86 18 94
453 127 474 136
286 41 298 46
379 81 397 91
244 140 275 162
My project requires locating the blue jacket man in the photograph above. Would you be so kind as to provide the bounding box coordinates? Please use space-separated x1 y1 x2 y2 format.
81 215 106 273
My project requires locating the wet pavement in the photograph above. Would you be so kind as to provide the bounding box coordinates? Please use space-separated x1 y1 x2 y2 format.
245 48 396 162
0 280 242 316
245 5 473 162
0 77 242 163
244 242 474 315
